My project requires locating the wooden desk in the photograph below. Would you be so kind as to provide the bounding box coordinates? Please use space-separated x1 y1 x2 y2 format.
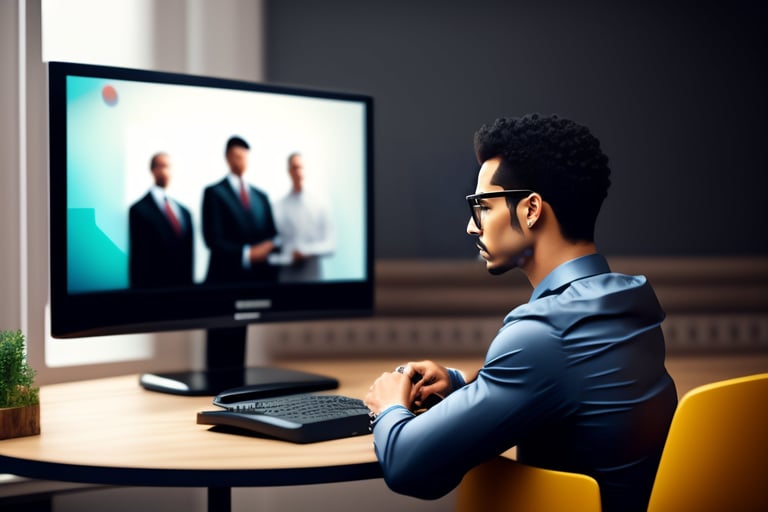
1 355 766 511
0 358 475 511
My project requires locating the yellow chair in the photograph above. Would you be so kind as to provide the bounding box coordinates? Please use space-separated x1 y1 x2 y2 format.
455 455 602 512
647 372 768 512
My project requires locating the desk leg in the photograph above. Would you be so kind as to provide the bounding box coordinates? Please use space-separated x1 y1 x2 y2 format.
208 487 231 512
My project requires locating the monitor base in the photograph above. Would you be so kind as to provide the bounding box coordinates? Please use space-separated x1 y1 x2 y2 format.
139 366 339 397
139 326 338 396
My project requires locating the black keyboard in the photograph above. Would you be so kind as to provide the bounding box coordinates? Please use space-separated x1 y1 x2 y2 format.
197 394 372 444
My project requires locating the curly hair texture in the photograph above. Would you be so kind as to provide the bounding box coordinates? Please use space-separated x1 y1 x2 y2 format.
473 114 612 242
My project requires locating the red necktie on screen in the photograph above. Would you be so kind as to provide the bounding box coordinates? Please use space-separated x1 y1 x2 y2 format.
164 197 183 237
239 178 250 210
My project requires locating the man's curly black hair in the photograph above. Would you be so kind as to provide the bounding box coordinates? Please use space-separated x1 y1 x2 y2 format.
473 114 611 242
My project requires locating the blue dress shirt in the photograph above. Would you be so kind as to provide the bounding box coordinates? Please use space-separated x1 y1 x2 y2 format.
372 254 678 512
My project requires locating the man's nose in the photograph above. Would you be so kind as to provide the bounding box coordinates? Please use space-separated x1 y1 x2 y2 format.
467 217 480 235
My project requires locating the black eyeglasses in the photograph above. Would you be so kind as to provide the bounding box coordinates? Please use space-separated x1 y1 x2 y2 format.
466 190 534 230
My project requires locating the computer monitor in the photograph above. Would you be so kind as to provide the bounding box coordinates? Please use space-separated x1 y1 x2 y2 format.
48 61 374 395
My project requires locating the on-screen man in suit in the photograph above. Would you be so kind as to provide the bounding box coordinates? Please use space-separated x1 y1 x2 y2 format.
202 136 278 284
129 152 194 288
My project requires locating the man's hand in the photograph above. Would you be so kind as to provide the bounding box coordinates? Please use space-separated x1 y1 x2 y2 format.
364 365 416 416
249 240 275 263
407 360 453 407
364 360 463 417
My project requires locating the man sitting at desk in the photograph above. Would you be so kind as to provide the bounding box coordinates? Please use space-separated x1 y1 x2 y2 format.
365 114 678 512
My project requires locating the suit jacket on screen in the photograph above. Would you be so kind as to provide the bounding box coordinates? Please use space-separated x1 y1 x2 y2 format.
202 178 277 284
129 192 194 288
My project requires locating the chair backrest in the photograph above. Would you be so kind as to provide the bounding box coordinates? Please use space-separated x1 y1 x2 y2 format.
647 372 768 512
455 456 602 512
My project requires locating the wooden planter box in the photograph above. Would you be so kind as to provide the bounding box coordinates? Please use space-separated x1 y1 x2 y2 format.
0 403 40 440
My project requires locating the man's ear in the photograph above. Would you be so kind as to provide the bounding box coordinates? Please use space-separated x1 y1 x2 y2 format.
523 193 543 229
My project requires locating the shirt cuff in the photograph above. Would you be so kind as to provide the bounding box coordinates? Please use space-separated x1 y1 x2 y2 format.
372 404 411 426
242 245 251 269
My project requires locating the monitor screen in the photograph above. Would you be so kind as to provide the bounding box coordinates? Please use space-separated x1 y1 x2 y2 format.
48 62 374 394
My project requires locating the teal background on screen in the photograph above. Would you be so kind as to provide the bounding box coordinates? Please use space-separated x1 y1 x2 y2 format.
67 76 129 292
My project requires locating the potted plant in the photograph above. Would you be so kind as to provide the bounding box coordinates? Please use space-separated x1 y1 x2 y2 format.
0 330 40 439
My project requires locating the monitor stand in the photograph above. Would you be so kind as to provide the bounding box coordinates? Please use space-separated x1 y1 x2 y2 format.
139 326 339 396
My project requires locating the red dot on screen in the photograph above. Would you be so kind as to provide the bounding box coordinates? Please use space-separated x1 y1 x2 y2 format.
102 85 118 106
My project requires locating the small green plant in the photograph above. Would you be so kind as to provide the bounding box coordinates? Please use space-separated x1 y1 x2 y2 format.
0 330 39 408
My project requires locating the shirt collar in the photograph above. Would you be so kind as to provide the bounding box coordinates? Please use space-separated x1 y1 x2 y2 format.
149 185 167 205
529 253 611 301
228 172 255 194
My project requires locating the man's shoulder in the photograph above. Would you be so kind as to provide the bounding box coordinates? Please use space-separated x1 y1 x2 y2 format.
248 184 271 200
484 317 564 372
498 311 558 340
563 272 658 314
539 271 652 309
509 271 663 337
203 178 231 200
130 192 155 213
205 177 228 190
177 200 192 215
577 271 648 290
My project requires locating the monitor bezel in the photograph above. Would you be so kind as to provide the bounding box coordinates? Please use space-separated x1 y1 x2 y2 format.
48 61 375 339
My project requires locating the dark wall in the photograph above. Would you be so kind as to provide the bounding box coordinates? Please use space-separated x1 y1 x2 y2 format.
265 0 768 259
